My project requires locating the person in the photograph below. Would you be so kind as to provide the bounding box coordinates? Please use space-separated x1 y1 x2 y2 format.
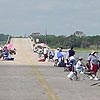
1 45 14 60
57 47 66 67
86 53 91 71
53 47 60 66
6 41 16 55
0 46 3 59
75 57 85 74
37 48 43 58
67 55 80 80
59 47 63 52
33 44 35 52
68 47 75 58
69 56 76 71
64 59 72 72
57 55 65 67
43 47 48 61
48 50 54 61
87 51 99 80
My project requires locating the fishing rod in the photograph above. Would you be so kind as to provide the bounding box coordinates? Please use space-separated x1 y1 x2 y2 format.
91 81 100 86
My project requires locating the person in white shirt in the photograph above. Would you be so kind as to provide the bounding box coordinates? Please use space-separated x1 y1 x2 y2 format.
43 47 48 61
75 57 85 73
53 47 59 66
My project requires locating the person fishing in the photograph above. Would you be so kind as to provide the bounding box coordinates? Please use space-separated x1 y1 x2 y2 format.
87 50 99 80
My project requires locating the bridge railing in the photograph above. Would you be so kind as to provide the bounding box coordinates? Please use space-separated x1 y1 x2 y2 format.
6 35 11 44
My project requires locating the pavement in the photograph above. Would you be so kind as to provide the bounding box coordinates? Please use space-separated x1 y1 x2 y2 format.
0 37 100 100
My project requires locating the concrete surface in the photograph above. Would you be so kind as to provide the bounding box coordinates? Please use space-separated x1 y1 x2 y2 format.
0 38 100 100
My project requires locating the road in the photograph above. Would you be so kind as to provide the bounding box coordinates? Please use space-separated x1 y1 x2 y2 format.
0 38 100 100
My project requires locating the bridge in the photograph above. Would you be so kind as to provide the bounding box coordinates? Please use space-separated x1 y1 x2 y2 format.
0 37 100 100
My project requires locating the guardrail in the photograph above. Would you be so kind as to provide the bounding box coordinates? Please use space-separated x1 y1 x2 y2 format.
6 35 11 44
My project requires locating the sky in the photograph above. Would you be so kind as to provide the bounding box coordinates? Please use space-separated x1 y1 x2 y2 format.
0 0 100 36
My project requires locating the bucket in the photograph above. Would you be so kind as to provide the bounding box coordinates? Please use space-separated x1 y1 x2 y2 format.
67 71 75 79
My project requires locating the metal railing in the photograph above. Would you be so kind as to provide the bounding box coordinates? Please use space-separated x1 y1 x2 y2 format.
6 35 11 44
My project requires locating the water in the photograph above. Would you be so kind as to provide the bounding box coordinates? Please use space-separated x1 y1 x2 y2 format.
76 52 89 60
76 52 100 60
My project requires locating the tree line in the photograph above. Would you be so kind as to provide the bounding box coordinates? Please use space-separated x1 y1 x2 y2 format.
30 34 100 49
0 34 9 46
1 33 100 49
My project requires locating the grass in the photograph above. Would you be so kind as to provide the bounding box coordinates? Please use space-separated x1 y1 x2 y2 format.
74 48 100 53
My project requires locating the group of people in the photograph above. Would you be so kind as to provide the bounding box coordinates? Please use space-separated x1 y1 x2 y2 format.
53 46 100 81
33 44 54 62
33 43 100 81
53 47 75 67
0 42 16 60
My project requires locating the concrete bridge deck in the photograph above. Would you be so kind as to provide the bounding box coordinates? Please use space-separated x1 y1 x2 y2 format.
0 38 100 100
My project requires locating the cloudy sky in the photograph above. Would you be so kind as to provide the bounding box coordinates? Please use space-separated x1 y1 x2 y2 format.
0 0 100 36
